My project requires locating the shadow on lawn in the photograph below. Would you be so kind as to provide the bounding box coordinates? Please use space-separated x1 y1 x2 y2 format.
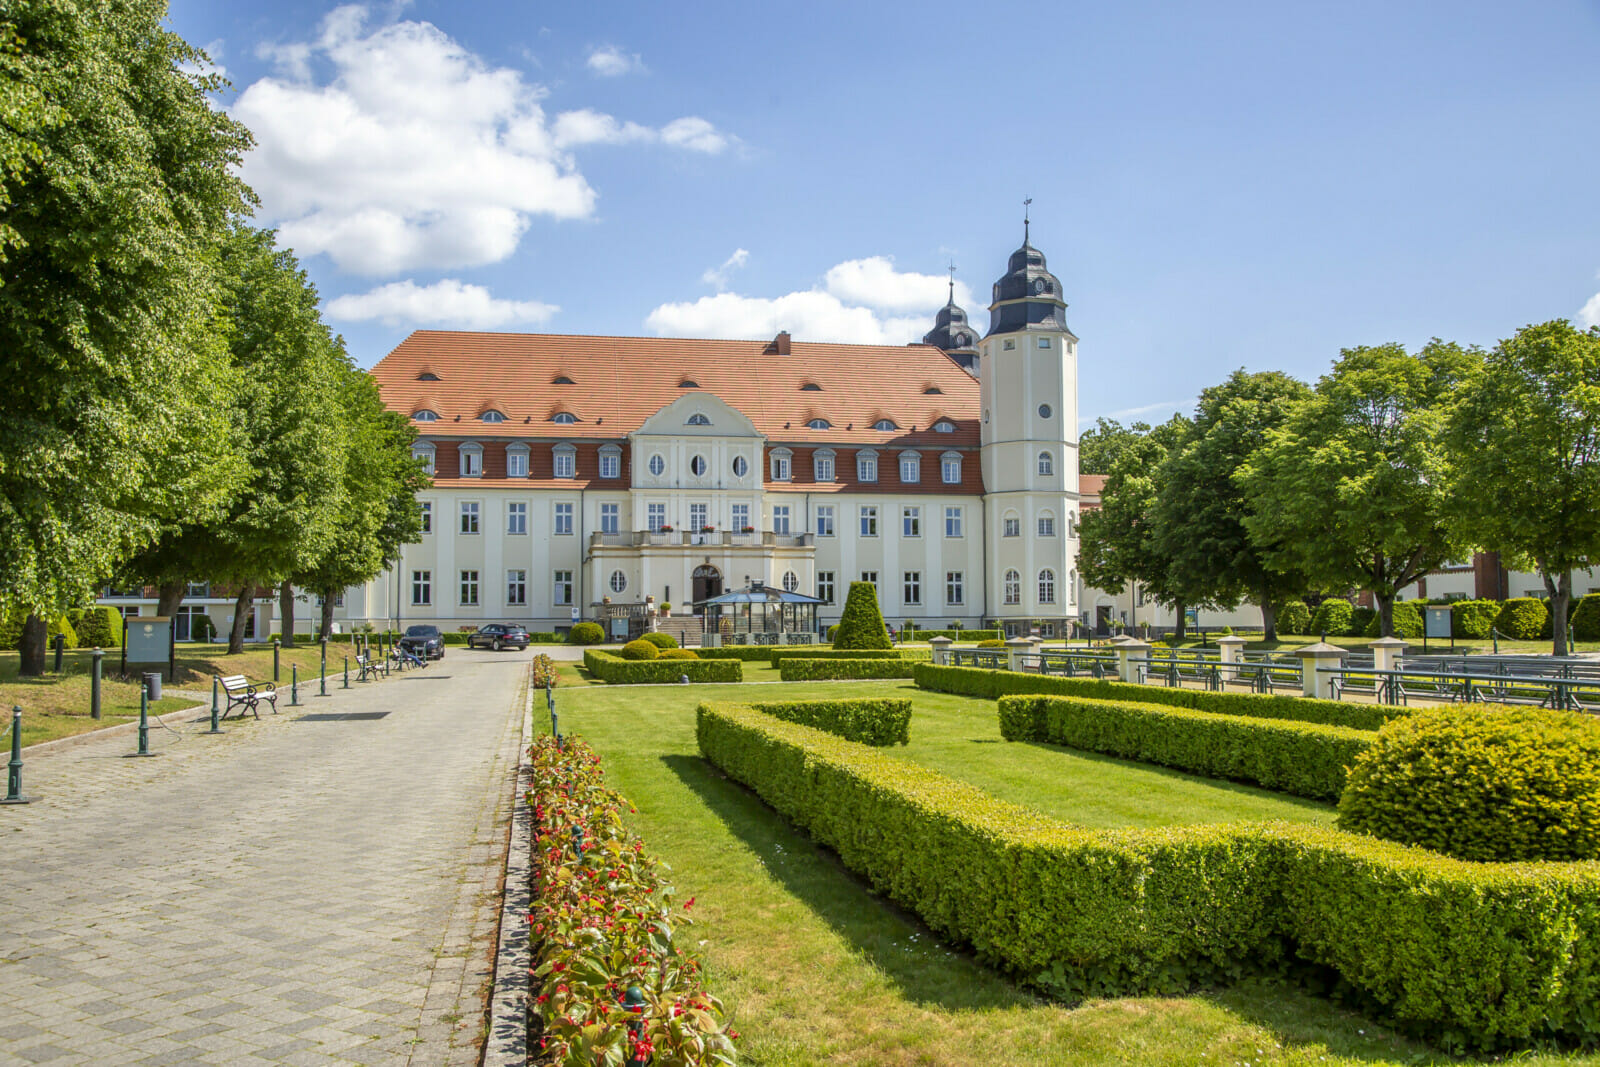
660 753 1038 1013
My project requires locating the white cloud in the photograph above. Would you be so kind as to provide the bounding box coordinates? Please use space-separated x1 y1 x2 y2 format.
233 6 732 275
646 255 969 344
586 45 642 77
1580 290 1600 330
701 248 750 289
326 279 558 328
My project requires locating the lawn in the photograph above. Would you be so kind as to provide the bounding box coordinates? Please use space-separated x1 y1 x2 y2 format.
550 678 1600 1066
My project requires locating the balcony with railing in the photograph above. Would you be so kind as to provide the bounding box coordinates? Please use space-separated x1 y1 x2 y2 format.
589 530 814 549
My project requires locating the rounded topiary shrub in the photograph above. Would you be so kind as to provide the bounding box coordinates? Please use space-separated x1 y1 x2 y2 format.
1496 597 1548 641
658 648 698 660
1364 601 1422 639
1338 706 1600 862
1570 594 1600 642
567 622 605 645
1309 598 1354 637
1276 600 1310 637
620 639 659 660
47 614 77 649
832 581 892 650
1349 606 1376 636
640 632 679 649
1451 598 1500 639
976 638 1005 649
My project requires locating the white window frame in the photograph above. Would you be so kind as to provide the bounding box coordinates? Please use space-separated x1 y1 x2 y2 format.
782 571 799 593
772 505 791 535
899 451 921 484
460 501 480 534
600 502 620 535
902 506 921 538
609 570 628 595
554 502 574 535
859 506 878 537
553 444 576 480
817 571 835 605
1039 512 1056 538
1004 512 1021 538
419 501 432 534
732 502 751 531
507 501 527 535
903 571 921 606
553 570 573 606
1004 569 1021 605
599 446 621 479
412 570 432 606
459 442 483 478
813 449 835 482
460 570 480 607
412 442 436 476
856 449 878 482
507 444 529 479
940 451 962 484
507 569 527 605
1038 451 1053 476
944 506 962 538
1039 569 1056 605
648 502 667 531
770 448 793 482
648 454 665 477
816 505 835 537
946 571 964 606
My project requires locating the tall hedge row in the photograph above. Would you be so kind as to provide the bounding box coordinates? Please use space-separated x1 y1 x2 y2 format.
906 629 1001 642
999 695 1370 800
914 663 1401 731
582 649 741 684
777 657 917 682
747 698 911 746
696 703 1600 1049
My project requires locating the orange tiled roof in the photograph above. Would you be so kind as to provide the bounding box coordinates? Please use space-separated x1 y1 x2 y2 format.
372 331 980 449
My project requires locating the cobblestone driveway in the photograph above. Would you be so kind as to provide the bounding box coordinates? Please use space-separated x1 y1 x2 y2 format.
0 649 527 1065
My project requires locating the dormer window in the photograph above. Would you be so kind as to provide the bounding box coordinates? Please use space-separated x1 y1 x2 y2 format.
940 451 962 484
552 375 575 385
800 382 822 391
459 442 483 478
872 419 898 432
923 385 943 394
480 410 506 423
856 449 878 483
898 451 920 483
686 413 711 426
550 412 578 425
553 443 576 479
814 448 836 482
411 442 436 476
599 444 621 479
769 447 793 482
417 372 441 381
679 379 699 389
806 418 831 430
412 409 439 422
506 442 530 478
933 420 955 433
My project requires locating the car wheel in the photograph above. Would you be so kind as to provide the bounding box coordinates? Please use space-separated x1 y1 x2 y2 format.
493 638 502 651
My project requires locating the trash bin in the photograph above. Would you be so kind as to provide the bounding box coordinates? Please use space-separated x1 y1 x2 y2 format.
142 672 162 702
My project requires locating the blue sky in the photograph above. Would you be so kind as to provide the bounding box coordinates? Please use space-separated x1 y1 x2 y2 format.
167 0 1600 429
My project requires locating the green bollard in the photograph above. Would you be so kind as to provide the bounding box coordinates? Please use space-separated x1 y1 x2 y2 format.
320 640 328 697
273 638 281 682
290 665 300 707
207 675 224 734
4 705 30 803
91 647 103 720
343 656 350 689
129 685 155 757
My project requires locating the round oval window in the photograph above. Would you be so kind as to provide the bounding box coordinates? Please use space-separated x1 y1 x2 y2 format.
1038 404 1052 419
648 455 664 476
609 571 627 594
732 456 748 477
690 455 707 476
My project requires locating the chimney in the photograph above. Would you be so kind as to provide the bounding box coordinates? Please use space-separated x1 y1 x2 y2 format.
765 330 791 355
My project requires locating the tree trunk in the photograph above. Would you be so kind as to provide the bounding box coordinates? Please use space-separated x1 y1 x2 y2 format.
155 580 185 619
1376 594 1395 639
1172 599 1187 640
1260 591 1278 642
1548 570 1572 657
279 580 296 647
227 587 252 654
18 614 47 676
319 591 336 641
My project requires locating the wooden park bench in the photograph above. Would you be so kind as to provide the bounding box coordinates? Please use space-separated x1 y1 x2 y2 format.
355 653 385 682
219 674 278 720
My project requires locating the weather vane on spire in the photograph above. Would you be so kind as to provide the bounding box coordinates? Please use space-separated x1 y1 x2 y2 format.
1024 197 1032 243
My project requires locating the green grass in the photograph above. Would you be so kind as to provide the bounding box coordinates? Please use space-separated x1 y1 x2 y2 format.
552 679 1600 1065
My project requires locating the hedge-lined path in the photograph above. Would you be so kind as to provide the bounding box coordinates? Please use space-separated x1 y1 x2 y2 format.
0 648 529 1066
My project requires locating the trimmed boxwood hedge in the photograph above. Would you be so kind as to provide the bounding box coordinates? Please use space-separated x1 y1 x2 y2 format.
583 649 741 684
746 698 911 746
777 657 918 681
1496 597 1548 641
914 663 1401 731
696 702 1600 1049
906 629 1001 642
1309 599 1355 636
999 695 1369 800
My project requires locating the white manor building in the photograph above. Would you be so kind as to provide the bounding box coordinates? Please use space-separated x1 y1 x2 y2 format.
337 232 1085 639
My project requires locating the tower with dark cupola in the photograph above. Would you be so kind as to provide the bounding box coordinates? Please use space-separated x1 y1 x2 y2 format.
921 273 982 375
978 215 1080 630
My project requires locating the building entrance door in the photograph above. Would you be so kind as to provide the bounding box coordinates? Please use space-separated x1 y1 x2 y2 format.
1095 605 1113 637
692 565 722 614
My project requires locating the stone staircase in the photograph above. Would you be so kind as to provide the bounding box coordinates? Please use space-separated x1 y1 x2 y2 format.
653 615 706 647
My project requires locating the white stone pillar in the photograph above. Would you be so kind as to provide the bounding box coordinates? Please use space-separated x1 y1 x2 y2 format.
1216 634 1246 681
1295 642 1347 700
1005 637 1032 672
1115 640 1152 685
1369 636 1407 674
929 635 953 666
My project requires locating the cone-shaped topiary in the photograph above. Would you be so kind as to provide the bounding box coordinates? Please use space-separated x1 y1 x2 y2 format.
1338 706 1600 862
832 581 892 649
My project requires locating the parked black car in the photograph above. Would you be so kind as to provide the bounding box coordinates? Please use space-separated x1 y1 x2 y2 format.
468 624 530 651
399 624 445 660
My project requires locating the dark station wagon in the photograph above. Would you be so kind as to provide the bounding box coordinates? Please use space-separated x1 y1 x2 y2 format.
468 624 530 651
399 624 445 660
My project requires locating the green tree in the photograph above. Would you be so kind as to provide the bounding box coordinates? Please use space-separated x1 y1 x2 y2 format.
1239 341 1477 637
1448 321 1600 655
0 0 252 673
1153 370 1311 640
832 581 891 649
1077 415 1199 636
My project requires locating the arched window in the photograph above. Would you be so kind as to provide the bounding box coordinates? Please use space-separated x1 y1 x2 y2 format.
898 451 921 483
872 418 898 432
806 418 831 430
1038 569 1056 605
800 382 822 392
480 409 506 423
1067 510 1078 538
1068 570 1078 603
552 375 575 385
856 449 878 482
686 413 711 426
416 372 441 381
782 571 799 593
813 448 836 482
933 419 956 433
412 409 439 422
609 570 627 594
550 412 578 425
598 444 621 479
923 385 943 395
506 442 530 478
940 451 962 484
411 442 436 476
553 444 576 479
458 441 483 478
769 447 792 482
1038 451 1053 476
1004 569 1021 605
678 379 699 389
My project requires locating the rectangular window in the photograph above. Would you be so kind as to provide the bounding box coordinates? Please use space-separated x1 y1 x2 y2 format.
507 569 527 605
903 571 921 605
1004 516 1020 538
412 570 431 606
770 452 791 481
731 503 750 531
946 571 964 606
816 505 834 537
460 449 482 477
902 506 921 538
941 455 961 484
554 449 575 479
1038 336 1052 349
413 447 435 476
899 454 920 483
648 502 667 530
817 571 835 605
944 506 962 537
1003 338 1016 351
460 501 479 534
857 453 877 482
553 570 573 606
600 503 620 535
773 505 791 535
689 503 708 530
185 582 210 598
420 501 432 534
859 506 878 537
861 571 878 592
507 450 528 478
459 570 479 607
507 502 527 535
1039 515 1056 537
600 451 620 479
554 502 573 535
815 453 835 481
